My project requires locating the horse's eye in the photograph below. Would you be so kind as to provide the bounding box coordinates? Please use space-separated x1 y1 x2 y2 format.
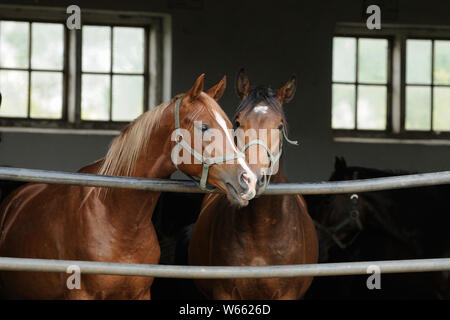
201 124 209 132
278 124 284 130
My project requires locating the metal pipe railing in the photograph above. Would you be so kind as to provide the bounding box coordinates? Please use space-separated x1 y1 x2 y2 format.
0 256 449 278
1 167 449 279
0 166 449 194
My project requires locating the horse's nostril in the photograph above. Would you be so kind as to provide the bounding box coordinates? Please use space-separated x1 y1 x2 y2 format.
257 175 267 187
239 172 250 193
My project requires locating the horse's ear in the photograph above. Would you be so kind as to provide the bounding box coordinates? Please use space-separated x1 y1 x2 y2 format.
277 74 297 105
236 68 250 100
206 75 226 101
334 156 347 172
187 73 205 100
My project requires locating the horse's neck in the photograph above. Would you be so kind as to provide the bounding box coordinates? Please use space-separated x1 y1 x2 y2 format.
235 170 293 230
82 127 176 229
362 191 422 248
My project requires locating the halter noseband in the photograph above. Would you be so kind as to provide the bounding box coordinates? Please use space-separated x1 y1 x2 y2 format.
172 97 245 191
239 126 298 188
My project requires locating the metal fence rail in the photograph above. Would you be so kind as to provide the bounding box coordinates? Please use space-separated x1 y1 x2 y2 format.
0 166 449 279
1 166 450 194
0 257 450 278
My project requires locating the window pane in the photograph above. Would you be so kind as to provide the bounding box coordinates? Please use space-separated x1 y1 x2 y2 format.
81 74 110 120
112 75 143 121
0 70 28 117
434 40 450 85
82 26 111 72
433 87 450 131
30 72 62 119
357 85 386 130
0 21 29 68
332 84 355 129
358 38 388 84
332 37 356 82
113 27 144 73
31 23 64 70
406 39 432 84
405 86 431 131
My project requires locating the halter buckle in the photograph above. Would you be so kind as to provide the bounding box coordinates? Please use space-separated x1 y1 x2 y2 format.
203 157 214 166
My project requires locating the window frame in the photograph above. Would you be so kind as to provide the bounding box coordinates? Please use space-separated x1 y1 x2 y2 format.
333 23 450 141
0 18 69 125
0 5 170 131
404 37 450 134
332 34 393 133
79 23 150 124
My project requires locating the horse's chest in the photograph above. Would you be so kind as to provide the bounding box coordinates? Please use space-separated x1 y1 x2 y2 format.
217 246 305 299
221 228 303 266
93 239 159 268
75 228 160 299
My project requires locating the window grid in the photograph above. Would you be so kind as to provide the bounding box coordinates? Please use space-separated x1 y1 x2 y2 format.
80 25 149 123
333 27 450 140
0 20 66 120
405 38 450 133
0 7 165 131
332 36 391 131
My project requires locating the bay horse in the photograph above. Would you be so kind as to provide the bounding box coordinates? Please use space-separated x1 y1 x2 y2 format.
305 157 450 299
0 74 257 299
188 70 318 300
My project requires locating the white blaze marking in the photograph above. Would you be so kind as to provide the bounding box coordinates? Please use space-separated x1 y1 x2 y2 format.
213 110 239 154
253 105 269 114
213 110 256 180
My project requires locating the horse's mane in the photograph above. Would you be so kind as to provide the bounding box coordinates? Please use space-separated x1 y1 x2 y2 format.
81 99 175 202
331 166 412 181
98 101 172 178
330 157 413 181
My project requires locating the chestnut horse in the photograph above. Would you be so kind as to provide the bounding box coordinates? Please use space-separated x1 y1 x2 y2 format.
0 74 256 299
188 70 318 299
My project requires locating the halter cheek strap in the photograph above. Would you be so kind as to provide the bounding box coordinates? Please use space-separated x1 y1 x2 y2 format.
240 126 298 188
172 97 245 191
313 194 364 250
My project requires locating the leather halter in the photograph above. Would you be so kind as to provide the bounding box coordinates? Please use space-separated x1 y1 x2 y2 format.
314 193 364 249
240 126 298 188
172 97 245 191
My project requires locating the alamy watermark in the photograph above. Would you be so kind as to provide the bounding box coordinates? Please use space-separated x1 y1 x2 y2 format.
366 5 381 30
366 265 381 290
66 264 81 290
66 5 81 30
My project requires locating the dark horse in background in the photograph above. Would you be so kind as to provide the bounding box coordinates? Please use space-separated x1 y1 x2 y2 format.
305 157 450 299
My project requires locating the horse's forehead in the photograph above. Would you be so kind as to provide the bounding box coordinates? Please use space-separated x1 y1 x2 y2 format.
240 103 282 127
196 94 230 125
